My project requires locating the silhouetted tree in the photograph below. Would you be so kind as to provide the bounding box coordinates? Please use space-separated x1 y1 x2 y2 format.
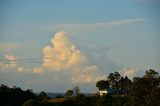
0 84 35 106
123 76 132 89
144 69 159 79
96 80 109 90
73 86 80 96
107 72 122 89
130 69 160 105
148 87 160 106
37 91 48 101
65 90 73 97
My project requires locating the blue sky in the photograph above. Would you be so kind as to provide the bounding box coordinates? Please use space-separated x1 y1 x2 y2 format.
0 0 160 92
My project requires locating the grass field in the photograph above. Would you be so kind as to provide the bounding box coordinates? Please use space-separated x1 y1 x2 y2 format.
48 98 65 103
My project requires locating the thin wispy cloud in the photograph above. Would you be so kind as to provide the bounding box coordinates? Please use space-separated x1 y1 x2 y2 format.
0 18 145 38
54 18 145 31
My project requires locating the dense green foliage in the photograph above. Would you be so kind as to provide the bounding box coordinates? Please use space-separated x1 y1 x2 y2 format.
0 69 159 106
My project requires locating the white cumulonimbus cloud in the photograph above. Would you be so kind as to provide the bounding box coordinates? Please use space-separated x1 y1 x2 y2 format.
0 32 104 85
43 31 85 71
42 32 102 84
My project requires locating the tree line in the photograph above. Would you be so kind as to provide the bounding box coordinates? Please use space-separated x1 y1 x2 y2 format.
96 69 160 105
0 84 50 106
0 69 160 106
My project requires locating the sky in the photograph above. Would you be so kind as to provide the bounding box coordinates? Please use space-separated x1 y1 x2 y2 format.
0 0 160 93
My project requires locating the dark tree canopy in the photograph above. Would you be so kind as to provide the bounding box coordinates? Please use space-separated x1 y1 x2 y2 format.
0 69 159 106
144 69 159 79
65 89 73 97
96 69 160 105
0 84 35 106
96 80 109 90
97 72 132 90
130 69 160 105
73 86 80 96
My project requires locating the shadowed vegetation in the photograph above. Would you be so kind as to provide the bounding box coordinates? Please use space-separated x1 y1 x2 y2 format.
0 69 159 106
